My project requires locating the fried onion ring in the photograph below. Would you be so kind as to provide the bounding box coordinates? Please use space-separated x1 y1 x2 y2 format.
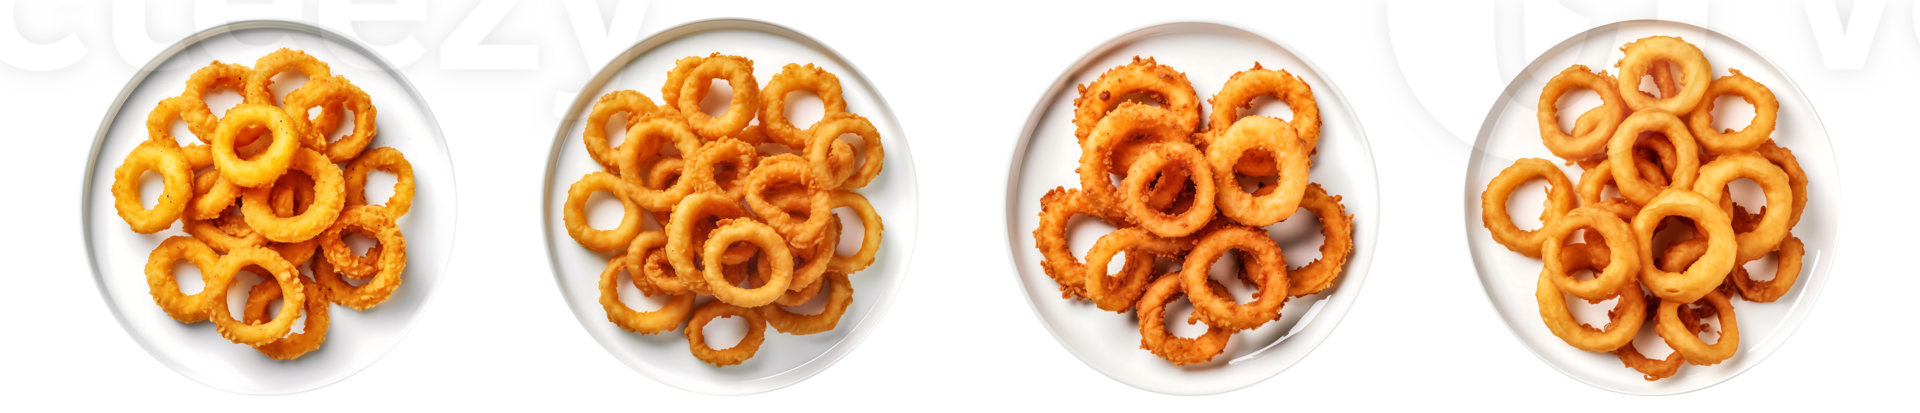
1208 116 1310 226
207 247 304 346
1074 56 1199 142
1633 189 1736 303
1754 140 1809 228
583 90 660 172
665 193 752 294
1119 142 1215 237
1286 183 1355 297
1137 274 1234 366
564 172 644 252
1656 290 1740 366
1079 103 1191 212
1538 207 1642 301
684 300 766 367
599 253 694 334
245 48 331 105
1537 65 1626 162
825 191 884 274
760 63 848 149
1687 69 1778 154
1691 152 1792 262
805 113 885 190
144 236 229 323
210 103 307 188
1607 109 1701 205
1615 36 1711 114
1181 225 1288 331
112 140 194 234
700 219 794 307
1083 228 1191 313
343 146 414 217
1732 234 1803 303
284 75 378 162
673 54 759 140
745 155 833 249
1535 268 1644 352
760 271 854 335
242 275 329 360
682 137 758 201
239 148 345 243
314 207 407 310
1480 158 1576 258
1208 63 1319 151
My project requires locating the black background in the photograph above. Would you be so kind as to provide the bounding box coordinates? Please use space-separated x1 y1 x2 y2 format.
26 0 1904 399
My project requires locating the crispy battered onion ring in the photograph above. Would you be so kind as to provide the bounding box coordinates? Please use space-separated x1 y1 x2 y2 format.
625 231 690 295
761 271 854 335
1209 116 1310 226
211 103 307 188
674 54 759 140
1537 65 1626 162
1538 207 1641 301
1207 63 1320 151
1692 152 1793 262
208 247 304 346
665 193 752 294
175 61 278 145
1286 183 1355 297
745 155 833 249
617 115 706 209
701 219 794 307
1688 69 1778 154
1079 103 1191 212
242 275 329 360
599 253 694 334
1119 142 1215 237
1755 140 1809 228
1480 158 1576 258
245 48 331 105
1732 234 1803 303
343 146 414 218
1576 156 1668 205
184 145 243 220
683 138 758 201
1615 36 1711 114
284 75 379 163
1034 187 1119 298
583 90 660 172
1137 275 1234 366
564 172 644 252
805 113 885 191
240 149 345 243
1534 268 1644 352
1181 225 1288 331
760 63 848 149
1608 109 1701 205
1074 56 1199 141
145 236 228 323
1633 189 1736 303
315 207 407 310
684 300 766 367
1657 291 1740 366
113 141 194 234
1083 228 1191 313
826 191 884 274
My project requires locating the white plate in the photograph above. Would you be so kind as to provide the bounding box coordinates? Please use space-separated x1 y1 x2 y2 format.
1464 20 1838 395
1000 21 1379 395
81 20 457 395
541 19 917 395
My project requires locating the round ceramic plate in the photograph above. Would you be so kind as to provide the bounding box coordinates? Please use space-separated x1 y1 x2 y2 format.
81 20 456 395
1000 21 1379 395
1463 20 1837 395
541 19 917 395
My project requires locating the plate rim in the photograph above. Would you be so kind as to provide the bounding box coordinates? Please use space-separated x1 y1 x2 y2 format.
994 19 1380 395
78 18 461 396
1459 18 1841 396
538 17 920 396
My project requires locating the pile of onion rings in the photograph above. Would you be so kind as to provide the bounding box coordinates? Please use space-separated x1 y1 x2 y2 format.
116 49 415 360
568 54 885 367
1034 57 1356 366
1490 36 1810 381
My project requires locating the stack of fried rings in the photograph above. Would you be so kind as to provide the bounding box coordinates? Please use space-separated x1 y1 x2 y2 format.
568 53 884 367
1487 35 1808 381
1036 57 1356 366
116 48 417 360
